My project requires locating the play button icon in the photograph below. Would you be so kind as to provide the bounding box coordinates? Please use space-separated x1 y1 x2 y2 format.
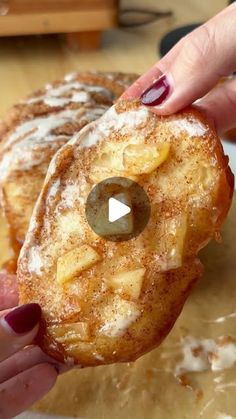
85 177 150 242
108 197 131 222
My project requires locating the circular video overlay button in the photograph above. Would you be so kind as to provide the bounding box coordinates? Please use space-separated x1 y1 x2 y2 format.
85 177 150 242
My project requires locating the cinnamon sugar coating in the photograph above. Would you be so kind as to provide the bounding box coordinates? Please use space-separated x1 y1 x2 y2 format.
18 101 234 366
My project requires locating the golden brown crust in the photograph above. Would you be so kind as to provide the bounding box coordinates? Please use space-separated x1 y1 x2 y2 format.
18 102 234 366
0 71 138 262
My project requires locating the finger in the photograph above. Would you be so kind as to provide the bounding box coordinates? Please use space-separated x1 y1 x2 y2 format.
0 274 18 310
196 77 236 134
0 346 70 383
0 363 57 419
0 346 45 383
0 303 41 362
124 3 236 113
223 128 236 143
121 37 184 100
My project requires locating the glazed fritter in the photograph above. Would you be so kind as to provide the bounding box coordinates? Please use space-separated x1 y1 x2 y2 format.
18 101 233 366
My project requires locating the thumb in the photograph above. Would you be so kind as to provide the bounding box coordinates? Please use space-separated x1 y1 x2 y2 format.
0 304 41 362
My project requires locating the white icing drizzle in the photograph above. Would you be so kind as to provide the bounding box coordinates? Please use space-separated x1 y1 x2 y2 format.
45 83 52 90
3 109 77 150
0 109 78 181
216 413 235 419
213 342 236 370
0 104 108 181
207 312 236 324
26 81 113 107
199 400 236 419
99 308 139 338
64 72 77 82
99 297 140 338
92 351 105 361
167 117 207 137
44 97 68 107
214 374 225 385
216 381 236 393
175 336 236 375
199 398 214 417
43 92 89 107
48 81 112 97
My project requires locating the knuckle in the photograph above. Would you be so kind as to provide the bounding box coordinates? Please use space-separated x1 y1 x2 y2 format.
181 25 216 71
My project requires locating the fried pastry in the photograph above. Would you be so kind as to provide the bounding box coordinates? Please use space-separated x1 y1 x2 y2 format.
18 101 234 366
0 71 137 255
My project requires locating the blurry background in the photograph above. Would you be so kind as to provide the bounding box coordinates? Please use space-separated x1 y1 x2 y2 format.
0 0 229 115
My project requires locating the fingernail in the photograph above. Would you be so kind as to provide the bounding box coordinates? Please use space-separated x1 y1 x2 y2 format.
140 74 171 106
4 303 41 334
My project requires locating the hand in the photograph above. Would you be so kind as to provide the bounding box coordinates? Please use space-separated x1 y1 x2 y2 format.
122 2 236 135
0 273 58 419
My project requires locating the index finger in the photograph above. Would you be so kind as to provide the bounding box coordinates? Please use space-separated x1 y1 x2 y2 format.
0 274 18 310
0 304 41 362
122 3 236 115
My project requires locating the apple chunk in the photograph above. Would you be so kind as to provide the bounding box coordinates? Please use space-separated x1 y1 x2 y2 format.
57 244 101 284
123 143 170 175
159 214 187 271
108 267 146 299
48 322 90 343
99 295 140 337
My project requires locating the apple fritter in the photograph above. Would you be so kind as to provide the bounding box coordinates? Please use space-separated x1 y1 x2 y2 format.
0 71 137 254
18 101 234 366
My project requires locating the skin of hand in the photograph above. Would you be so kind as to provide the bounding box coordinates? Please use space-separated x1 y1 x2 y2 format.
0 273 68 419
122 2 236 136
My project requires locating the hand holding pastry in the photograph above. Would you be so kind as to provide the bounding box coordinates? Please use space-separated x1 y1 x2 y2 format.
123 2 236 137
0 274 57 418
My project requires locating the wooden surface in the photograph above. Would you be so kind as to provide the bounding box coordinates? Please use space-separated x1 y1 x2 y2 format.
0 0 227 117
0 0 118 37
3 0 119 13
0 10 118 36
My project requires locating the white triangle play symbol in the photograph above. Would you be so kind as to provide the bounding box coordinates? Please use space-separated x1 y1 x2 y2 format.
108 197 131 223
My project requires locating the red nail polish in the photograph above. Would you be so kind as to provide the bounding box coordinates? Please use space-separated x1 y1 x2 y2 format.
4 303 41 334
141 74 170 106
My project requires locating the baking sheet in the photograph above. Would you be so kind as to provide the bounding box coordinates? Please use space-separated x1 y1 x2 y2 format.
223 140 236 178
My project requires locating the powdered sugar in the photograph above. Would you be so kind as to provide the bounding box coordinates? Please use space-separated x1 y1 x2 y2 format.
27 245 44 276
74 105 149 149
167 117 208 137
